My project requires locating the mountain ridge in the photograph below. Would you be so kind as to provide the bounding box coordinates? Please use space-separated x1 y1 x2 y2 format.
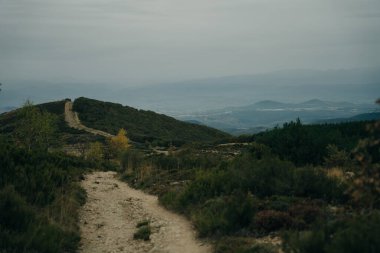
176 99 379 134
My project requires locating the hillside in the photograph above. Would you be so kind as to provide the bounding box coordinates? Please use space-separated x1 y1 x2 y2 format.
0 100 107 150
0 100 66 133
73 97 229 146
0 98 230 147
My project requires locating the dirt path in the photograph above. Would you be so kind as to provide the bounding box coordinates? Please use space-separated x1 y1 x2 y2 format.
64 100 114 138
79 171 212 253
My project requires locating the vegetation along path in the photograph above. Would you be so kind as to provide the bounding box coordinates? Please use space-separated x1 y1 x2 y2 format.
79 171 211 253
64 100 114 138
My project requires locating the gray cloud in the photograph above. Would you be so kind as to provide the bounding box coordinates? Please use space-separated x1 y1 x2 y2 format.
0 0 379 87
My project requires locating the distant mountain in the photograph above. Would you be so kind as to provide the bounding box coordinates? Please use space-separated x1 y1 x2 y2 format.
350 112 380 121
248 100 288 109
316 112 380 124
2 68 379 114
114 68 380 114
177 99 379 135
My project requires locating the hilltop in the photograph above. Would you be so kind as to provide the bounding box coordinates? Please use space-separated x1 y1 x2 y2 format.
0 98 230 147
72 97 229 146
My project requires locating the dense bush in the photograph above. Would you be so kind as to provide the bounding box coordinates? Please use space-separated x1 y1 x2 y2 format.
283 211 380 253
292 167 348 203
248 119 370 166
0 186 80 253
253 210 292 232
215 237 278 253
192 192 256 237
0 137 88 252
156 146 348 239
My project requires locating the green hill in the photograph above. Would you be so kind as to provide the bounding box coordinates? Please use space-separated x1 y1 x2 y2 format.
0 100 67 133
73 97 229 146
0 100 106 147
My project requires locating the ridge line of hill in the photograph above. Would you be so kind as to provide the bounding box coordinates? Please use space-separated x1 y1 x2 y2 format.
64 100 114 138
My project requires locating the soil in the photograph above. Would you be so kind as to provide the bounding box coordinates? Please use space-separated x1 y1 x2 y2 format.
79 171 212 253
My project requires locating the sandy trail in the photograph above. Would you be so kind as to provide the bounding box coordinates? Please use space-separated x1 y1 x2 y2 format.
79 171 212 253
64 101 114 138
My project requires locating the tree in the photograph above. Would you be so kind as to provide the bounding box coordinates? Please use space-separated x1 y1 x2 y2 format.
324 144 351 169
14 100 57 151
108 128 130 158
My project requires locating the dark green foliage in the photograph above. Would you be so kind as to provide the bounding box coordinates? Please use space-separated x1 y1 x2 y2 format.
288 202 323 225
121 147 225 194
0 100 65 135
0 186 80 253
73 97 230 145
0 138 89 206
292 167 347 203
133 225 151 241
0 186 35 232
283 211 380 253
240 244 278 253
215 238 278 253
0 100 105 148
0 137 87 252
36 100 66 115
253 210 292 232
175 169 236 208
119 115 378 252
157 146 347 239
192 192 256 237
242 119 371 166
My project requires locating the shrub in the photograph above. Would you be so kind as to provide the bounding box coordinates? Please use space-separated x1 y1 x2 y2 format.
0 138 86 252
241 244 278 253
159 190 181 211
288 202 323 224
215 237 278 253
0 186 80 253
262 195 300 212
177 169 236 209
282 211 380 253
192 192 256 237
293 167 348 203
0 186 35 232
253 210 292 233
133 225 151 241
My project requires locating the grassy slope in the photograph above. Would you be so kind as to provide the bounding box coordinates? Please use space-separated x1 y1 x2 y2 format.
73 97 230 145
0 99 105 145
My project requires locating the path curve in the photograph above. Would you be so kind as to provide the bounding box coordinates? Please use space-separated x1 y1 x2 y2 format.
79 171 211 253
64 100 114 138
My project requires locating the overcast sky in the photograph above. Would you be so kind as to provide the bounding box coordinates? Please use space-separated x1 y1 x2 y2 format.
0 0 379 87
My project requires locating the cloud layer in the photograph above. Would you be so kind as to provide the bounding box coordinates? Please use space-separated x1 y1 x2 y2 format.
0 0 379 86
